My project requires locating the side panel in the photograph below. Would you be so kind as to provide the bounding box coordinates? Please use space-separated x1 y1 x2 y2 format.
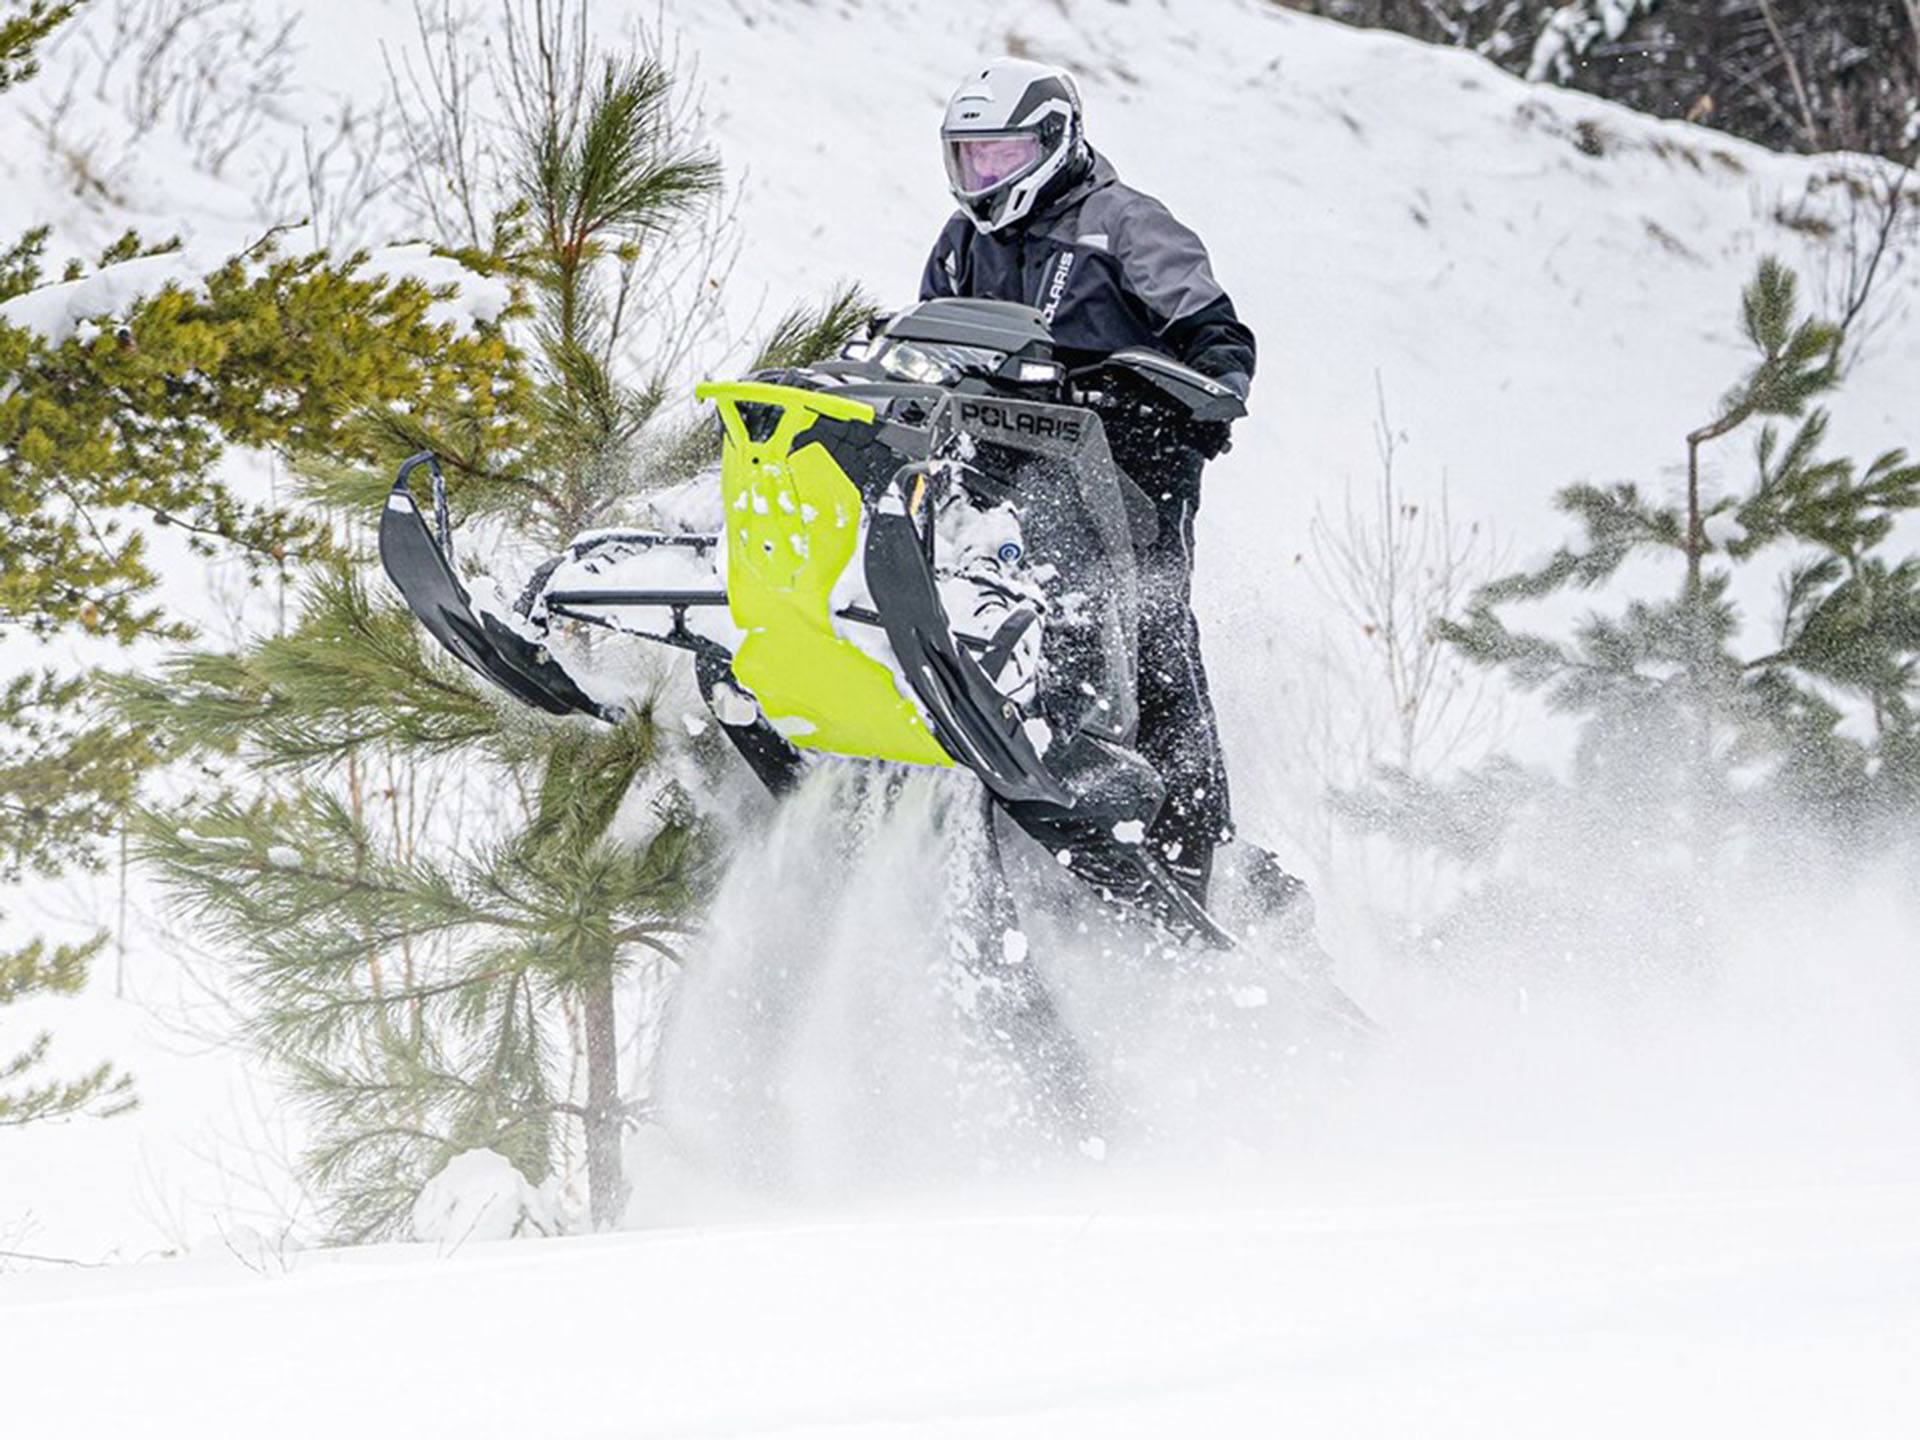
698 382 954 769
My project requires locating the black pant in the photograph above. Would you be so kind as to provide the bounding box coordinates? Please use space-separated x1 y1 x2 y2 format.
1109 422 1234 902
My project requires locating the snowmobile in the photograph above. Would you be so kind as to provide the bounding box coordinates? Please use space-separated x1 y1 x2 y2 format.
379 297 1374 1039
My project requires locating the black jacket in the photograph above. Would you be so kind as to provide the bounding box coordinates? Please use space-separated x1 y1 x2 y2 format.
918 151 1255 386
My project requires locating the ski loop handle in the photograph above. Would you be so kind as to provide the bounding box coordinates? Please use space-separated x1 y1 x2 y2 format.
397 451 454 561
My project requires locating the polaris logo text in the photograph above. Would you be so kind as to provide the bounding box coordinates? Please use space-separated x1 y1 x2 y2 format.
959 401 1083 444
1041 252 1075 324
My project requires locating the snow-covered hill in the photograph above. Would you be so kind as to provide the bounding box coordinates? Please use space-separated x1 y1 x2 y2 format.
4 2 1919 1433
6 1181 1919 1437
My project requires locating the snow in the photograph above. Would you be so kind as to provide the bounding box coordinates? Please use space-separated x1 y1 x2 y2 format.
358 240 514 330
409 1150 561 1245
1528 1 1656 84
709 681 760 728
0 234 510 344
0 249 208 342
534 515 746 655
4 1184 1918 1436
4 0 1920 1433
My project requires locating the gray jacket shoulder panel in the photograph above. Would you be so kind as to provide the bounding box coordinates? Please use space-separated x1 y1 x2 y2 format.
1101 188 1228 330
1034 164 1227 331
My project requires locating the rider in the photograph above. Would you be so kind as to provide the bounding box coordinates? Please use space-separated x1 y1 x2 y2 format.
922 57 1276 915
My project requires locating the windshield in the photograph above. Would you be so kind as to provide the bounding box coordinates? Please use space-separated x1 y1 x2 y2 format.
940 398 1140 749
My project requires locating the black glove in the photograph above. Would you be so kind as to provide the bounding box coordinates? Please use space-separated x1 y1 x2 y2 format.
1188 421 1232 459
1187 371 1248 457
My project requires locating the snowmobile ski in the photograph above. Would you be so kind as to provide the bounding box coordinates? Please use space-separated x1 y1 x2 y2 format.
379 454 617 722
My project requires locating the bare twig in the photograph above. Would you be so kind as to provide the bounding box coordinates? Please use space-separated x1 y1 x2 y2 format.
1756 0 1822 151
1836 163 1914 358
1307 375 1509 777
384 0 498 250
0 1247 101 1267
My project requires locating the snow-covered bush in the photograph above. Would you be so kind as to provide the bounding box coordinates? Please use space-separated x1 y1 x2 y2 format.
411 1150 562 1243
1526 0 1655 85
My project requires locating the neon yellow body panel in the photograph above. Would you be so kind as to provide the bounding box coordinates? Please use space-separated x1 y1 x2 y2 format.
696 381 953 769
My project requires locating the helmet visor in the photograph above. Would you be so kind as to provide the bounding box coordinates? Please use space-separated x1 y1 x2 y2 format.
944 132 1045 197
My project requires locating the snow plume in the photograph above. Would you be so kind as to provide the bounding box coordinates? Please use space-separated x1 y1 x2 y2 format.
640 761 1363 1208
635 670 1920 1218
642 766 1089 1205
1334 861 1920 1200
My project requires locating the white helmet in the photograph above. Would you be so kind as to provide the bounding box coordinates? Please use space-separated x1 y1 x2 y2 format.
941 58 1087 234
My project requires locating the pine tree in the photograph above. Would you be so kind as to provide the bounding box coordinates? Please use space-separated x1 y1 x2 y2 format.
122 566 717 1236
1 226 515 871
123 11 871 1237
1443 259 1912 821
1 5 512 1128
1441 258 1920 830
1343 260 1920 978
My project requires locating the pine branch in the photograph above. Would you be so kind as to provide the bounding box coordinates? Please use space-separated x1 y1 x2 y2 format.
0 931 136 1128
0 1 84 94
108 566 503 769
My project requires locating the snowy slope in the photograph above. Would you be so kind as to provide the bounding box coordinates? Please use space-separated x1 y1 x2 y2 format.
3 2 1920 1432
5 1182 1919 1437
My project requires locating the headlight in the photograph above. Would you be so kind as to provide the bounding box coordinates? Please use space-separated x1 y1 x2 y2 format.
876 341 957 385
874 340 1005 386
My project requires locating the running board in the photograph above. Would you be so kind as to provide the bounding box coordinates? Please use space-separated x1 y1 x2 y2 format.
541 589 993 655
